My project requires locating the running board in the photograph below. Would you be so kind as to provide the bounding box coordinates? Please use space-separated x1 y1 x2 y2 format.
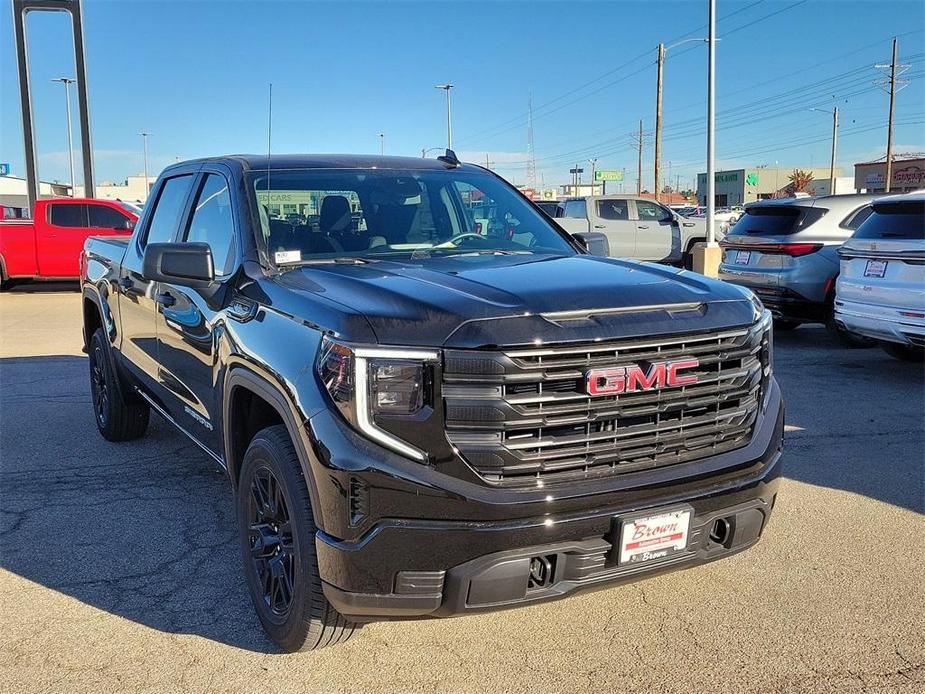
135 390 227 470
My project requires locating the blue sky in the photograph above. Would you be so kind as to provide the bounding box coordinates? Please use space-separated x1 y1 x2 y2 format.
1 0 923 191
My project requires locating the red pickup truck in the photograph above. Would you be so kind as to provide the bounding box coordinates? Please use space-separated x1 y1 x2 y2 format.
0 198 138 287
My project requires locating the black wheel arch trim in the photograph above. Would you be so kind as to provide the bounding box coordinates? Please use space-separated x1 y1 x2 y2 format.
223 364 326 532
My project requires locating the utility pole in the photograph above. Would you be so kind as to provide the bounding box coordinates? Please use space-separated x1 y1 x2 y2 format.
435 83 454 149
636 119 644 195
885 38 898 192
51 77 77 196
655 43 665 202
829 107 838 194
139 131 150 196
589 158 597 195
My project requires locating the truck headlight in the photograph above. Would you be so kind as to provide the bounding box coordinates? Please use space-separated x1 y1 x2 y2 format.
316 337 439 461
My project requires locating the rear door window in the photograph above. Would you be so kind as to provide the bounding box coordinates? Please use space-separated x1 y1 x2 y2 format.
49 203 89 227
842 205 873 231
143 174 195 246
597 199 629 220
854 201 925 240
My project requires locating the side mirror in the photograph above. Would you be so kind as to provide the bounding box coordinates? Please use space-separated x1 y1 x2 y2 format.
142 242 214 288
122 218 136 231
573 232 610 257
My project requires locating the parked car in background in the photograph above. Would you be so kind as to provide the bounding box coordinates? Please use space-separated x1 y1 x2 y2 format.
533 200 560 217
835 192 925 361
0 197 138 287
554 194 710 267
718 194 877 343
1 204 29 220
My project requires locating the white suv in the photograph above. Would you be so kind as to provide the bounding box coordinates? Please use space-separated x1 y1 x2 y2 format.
835 192 925 361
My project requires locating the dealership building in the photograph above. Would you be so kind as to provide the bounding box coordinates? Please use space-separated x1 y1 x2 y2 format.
696 166 847 206
854 155 925 194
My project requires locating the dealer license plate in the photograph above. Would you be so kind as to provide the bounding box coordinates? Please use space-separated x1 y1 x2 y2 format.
734 250 751 265
864 259 887 278
618 508 692 565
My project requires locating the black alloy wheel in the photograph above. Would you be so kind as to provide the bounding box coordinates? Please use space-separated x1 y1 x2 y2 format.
90 343 110 427
87 327 149 441
247 466 296 617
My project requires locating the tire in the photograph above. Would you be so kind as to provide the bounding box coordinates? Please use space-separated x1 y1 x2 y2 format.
773 319 801 331
881 342 925 362
237 425 356 651
824 304 875 348
683 240 705 270
88 327 149 441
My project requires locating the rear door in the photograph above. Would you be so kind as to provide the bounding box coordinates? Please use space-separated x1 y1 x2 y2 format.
631 199 675 261
155 170 238 453
591 198 637 257
37 201 90 276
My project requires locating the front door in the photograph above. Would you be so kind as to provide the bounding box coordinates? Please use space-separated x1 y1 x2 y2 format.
592 198 637 257
117 173 197 390
632 200 675 261
155 171 238 455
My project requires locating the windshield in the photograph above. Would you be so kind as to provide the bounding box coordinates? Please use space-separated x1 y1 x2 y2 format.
247 168 576 265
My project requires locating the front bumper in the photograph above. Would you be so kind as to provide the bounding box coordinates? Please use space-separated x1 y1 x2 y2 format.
835 299 925 347
312 380 785 620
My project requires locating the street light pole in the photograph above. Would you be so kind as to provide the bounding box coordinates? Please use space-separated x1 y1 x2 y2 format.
379 132 385 155
51 77 77 196
706 0 716 247
435 84 454 149
692 0 721 277
139 132 150 197
589 158 597 194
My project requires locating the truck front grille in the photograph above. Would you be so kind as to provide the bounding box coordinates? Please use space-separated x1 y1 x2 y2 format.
443 322 768 487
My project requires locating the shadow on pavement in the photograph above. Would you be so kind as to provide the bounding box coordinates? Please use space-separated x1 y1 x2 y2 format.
772 325 925 514
1 280 81 294
0 354 276 652
1 338 921 651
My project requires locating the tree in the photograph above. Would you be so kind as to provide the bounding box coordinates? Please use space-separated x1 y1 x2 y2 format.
787 169 815 195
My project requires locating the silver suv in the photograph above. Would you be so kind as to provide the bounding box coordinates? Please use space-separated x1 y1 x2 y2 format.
554 195 708 267
718 194 877 344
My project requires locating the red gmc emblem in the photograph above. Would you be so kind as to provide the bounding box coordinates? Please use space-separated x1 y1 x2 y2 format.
585 359 699 396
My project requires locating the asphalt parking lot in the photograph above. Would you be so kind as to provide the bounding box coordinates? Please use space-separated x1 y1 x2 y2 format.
1 284 923 693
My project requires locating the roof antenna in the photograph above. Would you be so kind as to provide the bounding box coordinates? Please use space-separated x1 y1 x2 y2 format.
438 148 460 167
266 82 273 200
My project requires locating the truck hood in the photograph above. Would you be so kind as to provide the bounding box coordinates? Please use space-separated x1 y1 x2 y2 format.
273 253 757 348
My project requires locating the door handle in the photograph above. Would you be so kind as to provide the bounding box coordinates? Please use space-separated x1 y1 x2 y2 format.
118 277 132 291
593 224 606 229
638 225 650 229
155 292 176 307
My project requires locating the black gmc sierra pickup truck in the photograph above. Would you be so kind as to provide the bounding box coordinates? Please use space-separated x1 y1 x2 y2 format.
81 153 783 652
